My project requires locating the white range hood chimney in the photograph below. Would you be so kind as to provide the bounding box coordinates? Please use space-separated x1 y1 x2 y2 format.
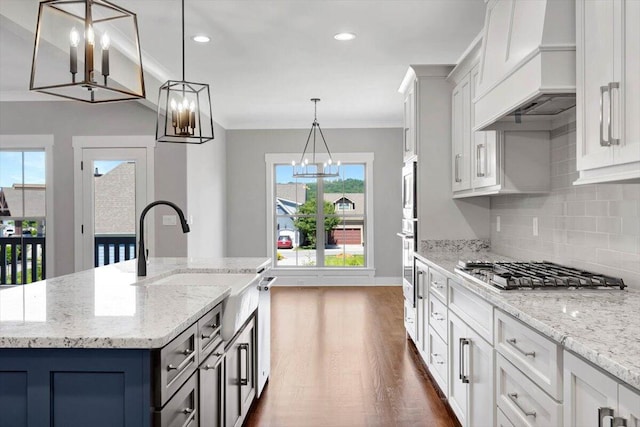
473 0 576 131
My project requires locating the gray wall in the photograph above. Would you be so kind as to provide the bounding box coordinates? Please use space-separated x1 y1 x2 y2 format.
417 75 490 241
187 121 227 258
0 101 187 277
491 125 640 289
226 128 403 278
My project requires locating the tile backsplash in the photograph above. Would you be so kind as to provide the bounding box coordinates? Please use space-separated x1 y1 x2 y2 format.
491 124 640 289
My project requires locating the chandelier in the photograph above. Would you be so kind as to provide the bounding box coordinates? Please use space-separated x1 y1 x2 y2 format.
292 98 340 178
30 0 145 102
155 0 214 144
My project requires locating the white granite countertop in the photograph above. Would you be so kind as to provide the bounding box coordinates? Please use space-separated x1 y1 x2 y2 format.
0 257 270 350
415 250 640 391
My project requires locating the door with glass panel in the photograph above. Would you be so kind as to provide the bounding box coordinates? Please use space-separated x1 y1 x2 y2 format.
79 148 148 270
0 150 47 285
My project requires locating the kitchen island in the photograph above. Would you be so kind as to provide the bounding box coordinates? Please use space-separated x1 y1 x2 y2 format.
0 257 271 427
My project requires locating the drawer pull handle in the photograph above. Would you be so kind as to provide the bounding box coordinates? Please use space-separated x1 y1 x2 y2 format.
431 312 444 321
201 325 220 341
508 393 536 418
506 338 535 357
431 353 445 365
431 281 444 289
167 349 195 372
181 407 197 427
239 343 250 386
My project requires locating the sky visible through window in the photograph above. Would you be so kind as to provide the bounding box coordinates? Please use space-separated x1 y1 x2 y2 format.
0 152 123 187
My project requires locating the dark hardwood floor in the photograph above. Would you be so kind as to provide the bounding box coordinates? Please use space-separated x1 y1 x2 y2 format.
244 286 458 427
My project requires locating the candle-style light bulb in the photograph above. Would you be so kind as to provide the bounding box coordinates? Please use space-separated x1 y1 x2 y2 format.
100 32 110 84
328 158 332 165
189 101 196 132
177 102 184 131
100 32 110 50
170 99 178 130
70 28 80 47
69 27 79 82
86 26 95 45
291 160 296 166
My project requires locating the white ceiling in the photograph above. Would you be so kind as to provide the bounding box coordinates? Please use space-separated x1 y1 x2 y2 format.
0 0 486 129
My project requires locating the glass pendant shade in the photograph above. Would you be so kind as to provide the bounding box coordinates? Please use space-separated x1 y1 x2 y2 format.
156 81 214 144
30 0 145 103
292 98 340 178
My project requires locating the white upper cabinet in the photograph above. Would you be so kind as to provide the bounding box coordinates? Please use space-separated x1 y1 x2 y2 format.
448 34 551 198
401 74 418 162
452 74 472 192
576 0 640 184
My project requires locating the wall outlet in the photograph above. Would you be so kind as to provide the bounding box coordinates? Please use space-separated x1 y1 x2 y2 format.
162 215 177 226
533 217 539 236
496 215 501 232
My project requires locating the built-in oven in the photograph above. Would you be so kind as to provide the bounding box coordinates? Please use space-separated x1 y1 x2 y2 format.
402 161 417 235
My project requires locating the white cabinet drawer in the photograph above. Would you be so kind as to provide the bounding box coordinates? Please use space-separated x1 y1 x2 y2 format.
428 293 447 343
448 279 493 343
498 407 516 427
404 299 416 342
429 268 448 303
495 310 562 400
497 353 562 427
427 326 448 396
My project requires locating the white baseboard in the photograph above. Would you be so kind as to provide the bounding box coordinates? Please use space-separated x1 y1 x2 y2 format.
273 276 402 286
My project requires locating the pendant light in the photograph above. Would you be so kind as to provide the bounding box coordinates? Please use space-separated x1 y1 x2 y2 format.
30 0 145 103
155 0 214 144
292 98 340 178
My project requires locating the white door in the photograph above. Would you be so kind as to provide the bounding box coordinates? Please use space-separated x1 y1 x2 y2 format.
614 0 640 165
471 65 498 189
563 351 618 427
78 148 149 271
452 74 471 191
467 327 494 427
577 0 616 170
449 310 469 426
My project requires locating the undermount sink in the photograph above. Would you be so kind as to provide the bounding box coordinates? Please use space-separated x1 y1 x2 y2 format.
137 271 261 341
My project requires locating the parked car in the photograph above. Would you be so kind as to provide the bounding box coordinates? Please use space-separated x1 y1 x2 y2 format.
1 226 14 237
277 235 293 249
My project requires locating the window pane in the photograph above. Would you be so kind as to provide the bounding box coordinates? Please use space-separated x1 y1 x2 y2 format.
275 216 316 267
1 150 47 284
323 164 365 268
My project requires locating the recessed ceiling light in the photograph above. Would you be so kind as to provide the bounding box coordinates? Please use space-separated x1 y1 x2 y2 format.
334 32 356 41
192 35 210 43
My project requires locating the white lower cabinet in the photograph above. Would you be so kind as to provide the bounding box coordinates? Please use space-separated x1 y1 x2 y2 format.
415 260 429 358
564 350 640 427
448 310 494 427
497 407 516 427
427 325 449 396
496 353 562 427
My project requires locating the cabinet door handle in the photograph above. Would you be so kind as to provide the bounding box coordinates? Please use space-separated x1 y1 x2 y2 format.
201 324 220 340
431 312 444 321
599 408 615 427
417 270 424 299
431 353 445 365
239 343 250 386
476 144 485 177
508 393 536 418
431 281 444 289
459 338 470 383
600 85 611 146
167 348 195 372
608 82 620 145
506 338 535 357
181 407 197 427
455 154 462 183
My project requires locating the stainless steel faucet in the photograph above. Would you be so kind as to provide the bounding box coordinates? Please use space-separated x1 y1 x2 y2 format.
137 200 190 276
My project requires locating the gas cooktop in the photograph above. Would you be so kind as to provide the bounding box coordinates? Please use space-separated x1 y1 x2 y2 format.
455 261 626 291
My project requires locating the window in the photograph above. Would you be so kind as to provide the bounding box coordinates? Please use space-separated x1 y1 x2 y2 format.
267 153 374 271
0 150 47 285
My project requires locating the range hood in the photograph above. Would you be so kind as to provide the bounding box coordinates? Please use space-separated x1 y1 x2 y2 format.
473 0 576 131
